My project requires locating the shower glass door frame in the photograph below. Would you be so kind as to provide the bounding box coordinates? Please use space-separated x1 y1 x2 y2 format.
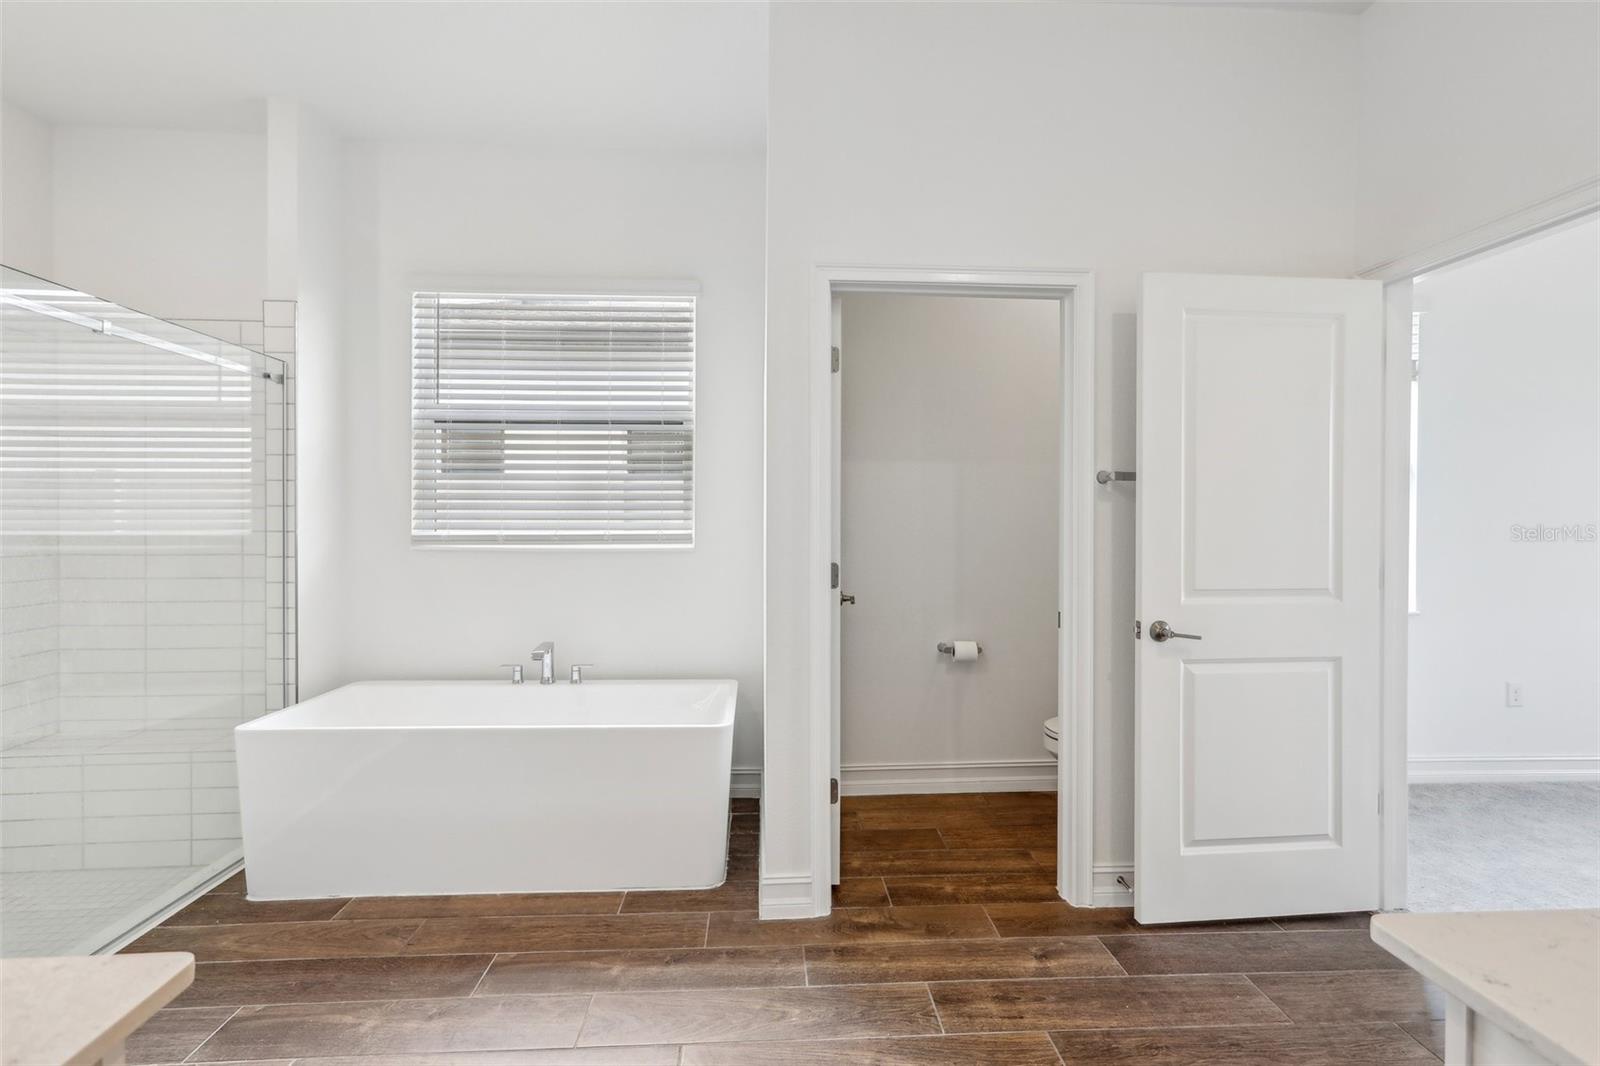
0 266 292 955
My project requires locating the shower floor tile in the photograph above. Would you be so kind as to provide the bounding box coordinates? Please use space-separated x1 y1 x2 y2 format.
1 866 195 956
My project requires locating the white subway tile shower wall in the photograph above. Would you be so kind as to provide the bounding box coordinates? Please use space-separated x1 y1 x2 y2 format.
1 537 60 747
0 301 295 954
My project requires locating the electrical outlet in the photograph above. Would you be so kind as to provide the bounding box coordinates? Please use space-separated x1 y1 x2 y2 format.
1506 682 1524 708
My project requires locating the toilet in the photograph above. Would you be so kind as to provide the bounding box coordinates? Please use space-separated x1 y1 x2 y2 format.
1043 716 1060 758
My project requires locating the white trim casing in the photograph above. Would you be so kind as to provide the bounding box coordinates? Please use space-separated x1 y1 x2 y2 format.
794 266 1098 921
1375 200 1600 914
1409 757 1600 784
1360 178 1600 282
1381 279 1414 914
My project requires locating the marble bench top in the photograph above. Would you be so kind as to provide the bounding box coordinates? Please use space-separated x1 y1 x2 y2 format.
1371 909 1599 1066
0 953 194 1066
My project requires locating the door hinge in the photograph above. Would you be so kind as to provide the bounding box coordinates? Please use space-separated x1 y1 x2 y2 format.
830 777 839 804
1057 610 1061 629
831 345 841 373
1134 619 1142 639
831 562 840 589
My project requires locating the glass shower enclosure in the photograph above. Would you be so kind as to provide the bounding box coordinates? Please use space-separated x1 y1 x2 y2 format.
0 267 292 955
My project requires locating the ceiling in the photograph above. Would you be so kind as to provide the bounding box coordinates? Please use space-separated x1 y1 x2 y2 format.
0 1 769 149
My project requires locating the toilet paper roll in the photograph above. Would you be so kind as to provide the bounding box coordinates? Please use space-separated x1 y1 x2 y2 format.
951 640 981 662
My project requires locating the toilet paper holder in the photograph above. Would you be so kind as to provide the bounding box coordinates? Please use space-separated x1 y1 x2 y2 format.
936 641 983 656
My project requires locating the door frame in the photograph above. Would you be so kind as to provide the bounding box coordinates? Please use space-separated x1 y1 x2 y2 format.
1365 187 1600 912
809 265 1098 912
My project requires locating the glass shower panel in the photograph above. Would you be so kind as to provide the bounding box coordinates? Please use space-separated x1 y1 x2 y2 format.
0 267 288 956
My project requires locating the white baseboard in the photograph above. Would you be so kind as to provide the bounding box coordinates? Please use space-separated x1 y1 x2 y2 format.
1408 755 1600 784
840 759 1058 796
758 873 821 919
1093 864 1134 908
729 760 1058 799
730 766 762 799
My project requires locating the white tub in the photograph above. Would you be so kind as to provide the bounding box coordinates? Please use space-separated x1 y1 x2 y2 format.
235 679 736 900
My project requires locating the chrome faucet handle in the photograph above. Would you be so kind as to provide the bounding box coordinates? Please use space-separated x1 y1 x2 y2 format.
569 664 592 684
499 664 525 684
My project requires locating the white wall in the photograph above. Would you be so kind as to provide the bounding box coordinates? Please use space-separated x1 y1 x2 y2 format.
840 294 1059 784
1357 1 1600 271
1 100 54 276
1408 217 1600 773
336 142 767 772
51 126 267 321
764 1 1364 908
270 103 345 700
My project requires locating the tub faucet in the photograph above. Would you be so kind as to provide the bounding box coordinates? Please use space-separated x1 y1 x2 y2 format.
531 642 556 685
499 663 525 684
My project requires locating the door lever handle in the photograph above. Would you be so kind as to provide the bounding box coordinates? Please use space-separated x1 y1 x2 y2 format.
1148 620 1201 642
840 593 856 605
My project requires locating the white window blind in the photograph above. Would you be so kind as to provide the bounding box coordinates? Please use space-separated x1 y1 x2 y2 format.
411 291 695 546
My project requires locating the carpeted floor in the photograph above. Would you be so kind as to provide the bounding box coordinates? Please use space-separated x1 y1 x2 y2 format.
1408 782 1600 912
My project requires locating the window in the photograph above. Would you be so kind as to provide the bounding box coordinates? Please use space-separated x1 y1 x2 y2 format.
411 290 695 546
1408 309 1422 613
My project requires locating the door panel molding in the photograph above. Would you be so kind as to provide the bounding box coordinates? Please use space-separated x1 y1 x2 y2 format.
1137 272 1383 925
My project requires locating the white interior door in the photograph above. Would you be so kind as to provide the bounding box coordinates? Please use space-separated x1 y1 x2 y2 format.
1136 272 1383 924
829 294 843 885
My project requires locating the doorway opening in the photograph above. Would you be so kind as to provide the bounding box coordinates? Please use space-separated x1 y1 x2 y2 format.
811 268 1097 915
833 292 1063 905
1399 215 1600 912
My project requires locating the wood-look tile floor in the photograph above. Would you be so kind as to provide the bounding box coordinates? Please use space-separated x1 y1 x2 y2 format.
121 792 1443 1065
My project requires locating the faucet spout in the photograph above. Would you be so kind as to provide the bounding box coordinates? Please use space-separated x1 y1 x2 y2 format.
530 642 556 685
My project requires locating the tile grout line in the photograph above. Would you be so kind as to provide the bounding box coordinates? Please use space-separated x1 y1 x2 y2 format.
134 921 1358 965
571 991 597 1049
178 1004 241 1064
1240 972 1299 1026
466 952 499 997
923 982 945 1035
1048 1026 1069 1065
1392 1020 1447 1064
1093 935 1132 977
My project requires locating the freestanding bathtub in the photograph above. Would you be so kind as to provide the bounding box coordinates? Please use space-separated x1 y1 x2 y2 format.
235 679 736 900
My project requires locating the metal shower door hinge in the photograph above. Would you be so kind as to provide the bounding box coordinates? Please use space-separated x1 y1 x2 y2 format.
831 562 840 589
830 778 839 804
831 346 840 372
